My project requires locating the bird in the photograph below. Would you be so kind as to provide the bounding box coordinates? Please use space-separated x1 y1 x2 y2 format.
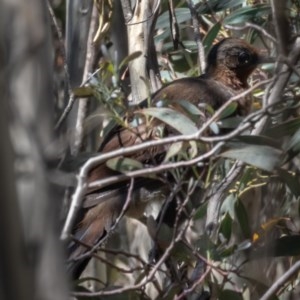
66 37 268 278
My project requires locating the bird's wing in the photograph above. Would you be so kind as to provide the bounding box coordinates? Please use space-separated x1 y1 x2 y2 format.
68 77 219 278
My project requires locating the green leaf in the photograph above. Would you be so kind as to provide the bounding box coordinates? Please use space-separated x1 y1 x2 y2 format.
264 117 300 138
173 99 204 116
140 107 198 134
220 145 281 172
219 213 232 241
73 86 94 97
224 5 271 25
234 135 281 149
156 8 191 29
106 157 143 173
198 0 244 14
235 198 251 239
164 142 184 162
118 51 142 70
277 168 300 197
203 22 222 53
194 202 208 220
219 102 238 119
284 127 300 162
209 122 220 134
219 116 243 129
219 289 243 300
221 194 236 219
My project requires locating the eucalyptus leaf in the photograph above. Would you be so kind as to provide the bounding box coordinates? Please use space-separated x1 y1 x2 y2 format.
221 145 281 172
219 289 243 300
284 127 300 162
277 168 300 197
220 194 236 219
219 102 238 119
106 157 143 173
234 135 281 149
224 5 271 25
203 22 222 53
219 213 233 241
164 142 183 162
193 202 208 220
73 86 94 97
189 141 198 158
235 199 251 239
174 99 204 116
118 51 142 70
209 121 220 134
219 116 243 129
264 117 300 137
156 8 191 29
286 127 300 150
197 0 244 14
140 107 198 134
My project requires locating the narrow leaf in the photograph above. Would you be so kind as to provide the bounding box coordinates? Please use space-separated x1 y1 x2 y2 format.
235 199 251 239
118 51 142 70
277 168 300 197
140 107 198 134
221 145 281 172
203 22 222 53
219 289 243 300
73 86 94 97
164 142 183 162
224 5 270 25
264 117 300 137
106 157 143 173
219 102 238 119
234 135 281 149
219 213 232 241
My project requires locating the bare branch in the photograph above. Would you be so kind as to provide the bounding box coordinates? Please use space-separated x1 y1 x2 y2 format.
225 22 277 44
259 261 300 300
72 214 190 297
186 0 206 74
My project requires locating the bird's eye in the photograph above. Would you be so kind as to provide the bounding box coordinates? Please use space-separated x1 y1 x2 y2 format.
238 52 251 65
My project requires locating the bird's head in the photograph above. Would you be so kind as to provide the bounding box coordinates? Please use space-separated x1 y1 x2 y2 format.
205 38 269 89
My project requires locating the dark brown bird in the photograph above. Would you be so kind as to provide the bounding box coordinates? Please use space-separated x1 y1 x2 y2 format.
67 38 267 278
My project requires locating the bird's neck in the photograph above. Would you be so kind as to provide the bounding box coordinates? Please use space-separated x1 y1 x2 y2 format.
206 66 249 91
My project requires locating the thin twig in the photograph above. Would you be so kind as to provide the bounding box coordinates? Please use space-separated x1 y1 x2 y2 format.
205 161 244 240
72 214 190 297
46 0 72 98
259 261 300 300
175 266 211 300
186 0 206 74
55 67 101 130
225 22 277 44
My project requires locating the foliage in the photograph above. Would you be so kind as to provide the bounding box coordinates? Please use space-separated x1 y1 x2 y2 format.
53 0 300 299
